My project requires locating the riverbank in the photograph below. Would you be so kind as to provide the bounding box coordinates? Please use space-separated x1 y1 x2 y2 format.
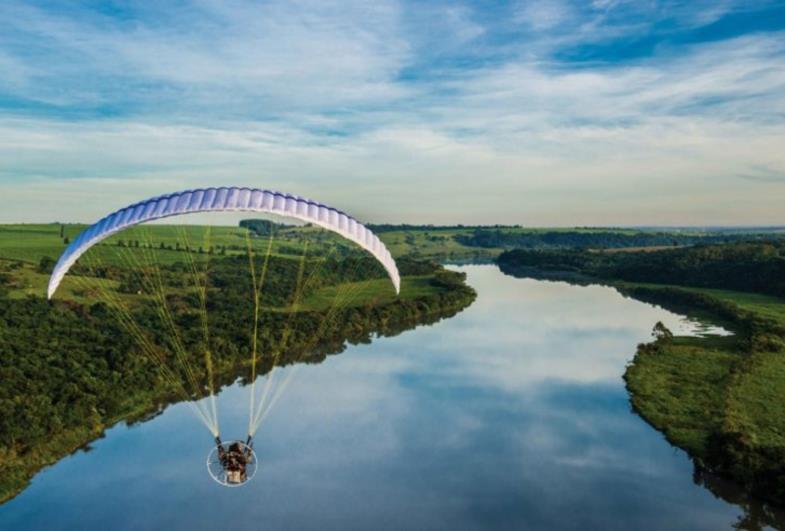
497 244 785 507
621 284 785 507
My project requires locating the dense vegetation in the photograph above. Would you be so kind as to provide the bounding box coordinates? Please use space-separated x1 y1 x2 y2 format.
374 225 785 261
498 242 785 507
239 219 292 236
0 227 476 503
464 228 785 250
368 223 520 232
498 241 785 297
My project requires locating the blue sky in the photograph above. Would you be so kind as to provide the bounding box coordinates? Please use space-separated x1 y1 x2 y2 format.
0 0 784 225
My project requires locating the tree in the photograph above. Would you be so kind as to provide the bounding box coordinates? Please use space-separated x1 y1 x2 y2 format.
652 321 673 344
239 219 286 236
37 256 56 274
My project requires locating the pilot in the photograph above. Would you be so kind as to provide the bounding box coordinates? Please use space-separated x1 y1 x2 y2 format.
215 437 252 484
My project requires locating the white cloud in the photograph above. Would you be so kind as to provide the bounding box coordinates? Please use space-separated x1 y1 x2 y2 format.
514 0 575 31
0 1 783 225
0 0 412 111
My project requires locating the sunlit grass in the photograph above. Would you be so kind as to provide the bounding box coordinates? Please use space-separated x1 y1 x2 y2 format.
300 275 438 311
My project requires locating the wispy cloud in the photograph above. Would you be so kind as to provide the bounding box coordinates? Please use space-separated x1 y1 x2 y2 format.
0 0 783 224
737 165 785 183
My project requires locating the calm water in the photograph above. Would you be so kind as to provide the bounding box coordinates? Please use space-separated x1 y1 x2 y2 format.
0 266 764 530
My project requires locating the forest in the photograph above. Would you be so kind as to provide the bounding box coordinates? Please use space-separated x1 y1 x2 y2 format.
460 228 785 250
497 241 785 298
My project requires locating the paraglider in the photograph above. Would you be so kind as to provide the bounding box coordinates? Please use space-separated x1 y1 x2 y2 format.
208 437 257 486
47 187 400 487
48 187 400 299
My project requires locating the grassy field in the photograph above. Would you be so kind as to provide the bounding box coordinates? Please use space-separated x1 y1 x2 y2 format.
374 226 657 257
625 335 740 455
0 222 459 309
300 275 442 311
725 350 785 447
0 223 342 266
621 281 785 503
618 281 785 328
681 288 785 328
628 330 785 461
375 228 500 258
1 258 441 312
0 223 497 269
5 222 759 267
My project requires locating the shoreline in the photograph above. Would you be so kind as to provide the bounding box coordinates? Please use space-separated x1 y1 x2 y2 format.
496 252 785 509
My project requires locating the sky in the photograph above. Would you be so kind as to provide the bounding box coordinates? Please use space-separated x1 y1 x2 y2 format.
0 0 784 226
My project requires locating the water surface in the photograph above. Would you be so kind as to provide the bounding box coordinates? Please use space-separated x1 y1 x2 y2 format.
0 266 765 530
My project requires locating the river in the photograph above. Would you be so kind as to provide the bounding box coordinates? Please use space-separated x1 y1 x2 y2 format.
0 265 768 530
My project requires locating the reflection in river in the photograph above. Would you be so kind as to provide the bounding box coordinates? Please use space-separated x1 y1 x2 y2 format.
0 266 776 530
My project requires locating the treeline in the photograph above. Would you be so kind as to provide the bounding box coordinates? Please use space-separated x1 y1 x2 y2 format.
497 241 785 298
239 219 291 236
367 224 521 232
459 229 785 250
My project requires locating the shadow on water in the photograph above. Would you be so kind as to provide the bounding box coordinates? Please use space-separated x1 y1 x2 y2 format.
693 467 785 531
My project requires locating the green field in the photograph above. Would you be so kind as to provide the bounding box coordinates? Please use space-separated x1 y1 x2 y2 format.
300 275 443 311
621 282 785 504
679 288 785 328
0 223 344 266
374 228 500 258
617 282 785 329
0 222 457 310
625 335 739 455
5 222 771 268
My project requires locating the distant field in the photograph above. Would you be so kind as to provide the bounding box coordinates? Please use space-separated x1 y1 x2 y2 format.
0 223 348 266
0 223 500 266
6 222 779 271
375 228 497 258
0 224 77 264
681 287 785 328
0 222 460 307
